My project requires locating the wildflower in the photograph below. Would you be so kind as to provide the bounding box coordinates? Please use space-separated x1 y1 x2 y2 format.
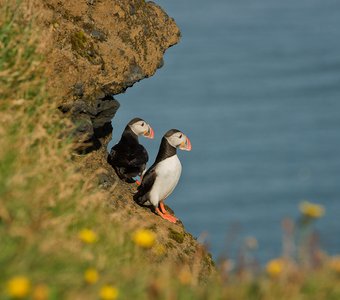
6 276 31 298
99 285 119 300
299 201 325 219
266 258 284 277
84 268 99 284
32 284 49 300
78 229 97 244
329 256 340 274
132 229 155 248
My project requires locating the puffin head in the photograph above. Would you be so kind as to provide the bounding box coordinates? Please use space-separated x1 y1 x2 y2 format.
164 129 192 151
128 118 154 139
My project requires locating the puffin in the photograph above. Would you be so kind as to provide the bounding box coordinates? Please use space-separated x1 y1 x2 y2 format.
134 129 192 223
107 118 154 183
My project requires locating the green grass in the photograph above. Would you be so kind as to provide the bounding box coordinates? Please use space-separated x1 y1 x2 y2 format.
1 1 340 300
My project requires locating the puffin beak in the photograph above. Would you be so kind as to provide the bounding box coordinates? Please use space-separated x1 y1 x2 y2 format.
144 125 154 139
179 136 192 151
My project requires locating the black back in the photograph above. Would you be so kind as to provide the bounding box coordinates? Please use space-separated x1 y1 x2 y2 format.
108 124 148 182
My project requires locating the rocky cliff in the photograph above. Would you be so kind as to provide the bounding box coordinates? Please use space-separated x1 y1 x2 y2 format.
39 0 214 278
40 0 179 152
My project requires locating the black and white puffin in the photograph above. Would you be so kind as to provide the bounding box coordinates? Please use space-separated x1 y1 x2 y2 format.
134 129 192 223
107 118 154 183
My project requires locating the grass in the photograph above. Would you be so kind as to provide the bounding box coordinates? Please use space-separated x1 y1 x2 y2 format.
1 1 340 299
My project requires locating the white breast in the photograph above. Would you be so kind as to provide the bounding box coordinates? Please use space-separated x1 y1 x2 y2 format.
149 155 182 206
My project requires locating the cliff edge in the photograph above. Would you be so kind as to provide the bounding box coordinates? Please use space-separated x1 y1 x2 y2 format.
39 0 214 279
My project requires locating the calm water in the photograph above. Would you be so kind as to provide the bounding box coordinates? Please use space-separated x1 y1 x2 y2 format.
109 0 340 262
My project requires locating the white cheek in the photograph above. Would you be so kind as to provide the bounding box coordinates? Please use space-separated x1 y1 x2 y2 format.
171 138 178 147
130 124 141 135
166 136 180 147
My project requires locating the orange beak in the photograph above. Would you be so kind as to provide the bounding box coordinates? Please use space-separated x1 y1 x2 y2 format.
144 126 154 139
179 136 192 151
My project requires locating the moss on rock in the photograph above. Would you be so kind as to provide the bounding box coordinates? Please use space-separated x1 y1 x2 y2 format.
168 228 185 244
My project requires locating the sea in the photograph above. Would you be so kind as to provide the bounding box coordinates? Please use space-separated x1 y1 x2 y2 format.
109 0 340 263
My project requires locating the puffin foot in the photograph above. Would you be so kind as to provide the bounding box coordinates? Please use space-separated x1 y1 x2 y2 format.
155 207 177 223
159 202 178 221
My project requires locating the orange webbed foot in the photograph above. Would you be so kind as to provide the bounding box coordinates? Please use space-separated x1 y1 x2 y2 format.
155 207 177 223
156 202 178 223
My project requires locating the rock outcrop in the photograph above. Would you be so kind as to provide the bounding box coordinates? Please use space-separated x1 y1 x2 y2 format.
41 0 180 152
40 0 214 279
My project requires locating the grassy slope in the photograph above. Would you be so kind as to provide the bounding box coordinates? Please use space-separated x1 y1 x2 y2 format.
1 2 340 300
0 3 215 299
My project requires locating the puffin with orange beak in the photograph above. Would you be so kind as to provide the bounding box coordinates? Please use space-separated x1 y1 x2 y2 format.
108 118 154 183
134 129 191 223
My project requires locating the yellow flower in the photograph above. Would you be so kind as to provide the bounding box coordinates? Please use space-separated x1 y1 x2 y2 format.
84 268 99 284
78 229 97 244
329 256 340 274
132 229 155 248
6 276 31 298
99 285 119 300
299 201 325 218
32 284 49 300
266 258 284 277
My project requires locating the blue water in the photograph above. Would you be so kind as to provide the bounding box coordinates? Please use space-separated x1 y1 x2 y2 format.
109 0 340 262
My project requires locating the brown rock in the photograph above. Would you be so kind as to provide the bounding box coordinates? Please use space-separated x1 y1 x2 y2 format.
40 0 180 151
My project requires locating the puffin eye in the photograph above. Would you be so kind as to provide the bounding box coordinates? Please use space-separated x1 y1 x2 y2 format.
179 134 182 138
141 122 145 127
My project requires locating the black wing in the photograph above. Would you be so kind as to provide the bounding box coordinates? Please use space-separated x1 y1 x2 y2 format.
128 144 148 167
134 166 157 205
108 143 148 168
107 144 120 166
